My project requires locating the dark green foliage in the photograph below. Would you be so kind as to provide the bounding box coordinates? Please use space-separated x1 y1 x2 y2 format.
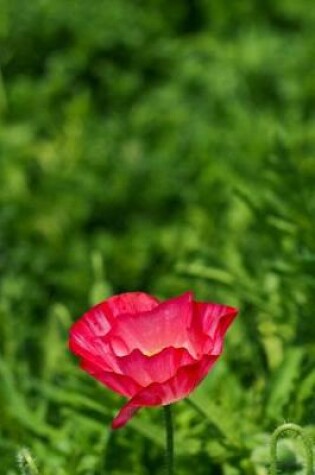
0 0 314 473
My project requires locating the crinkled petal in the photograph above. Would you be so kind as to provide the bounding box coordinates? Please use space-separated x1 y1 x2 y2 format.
80 359 141 398
193 302 238 355
69 292 159 370
105 292 159 318
69 301 114 369
112 355 218 429
115 347 195 387
108 292 194 357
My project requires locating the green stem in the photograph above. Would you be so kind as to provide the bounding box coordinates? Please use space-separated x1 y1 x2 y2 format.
163 405 174 475
184 397 206 418
0 66 7 113
270 423 314 475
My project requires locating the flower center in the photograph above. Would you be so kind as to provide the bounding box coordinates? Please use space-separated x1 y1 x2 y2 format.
143 347 161 357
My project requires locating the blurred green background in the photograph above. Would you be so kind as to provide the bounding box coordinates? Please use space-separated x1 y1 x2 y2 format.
0 0 315 474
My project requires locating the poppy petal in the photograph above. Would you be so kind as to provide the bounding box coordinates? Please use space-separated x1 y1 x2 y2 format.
69 292 159 370
115 347 195 387
108 292 194 357
194 302 238 354
111 355 218 429
69 301 114 368
80 359 141 398
105 292 159 317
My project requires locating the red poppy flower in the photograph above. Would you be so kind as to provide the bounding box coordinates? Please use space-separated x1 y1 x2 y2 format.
69 291 238 429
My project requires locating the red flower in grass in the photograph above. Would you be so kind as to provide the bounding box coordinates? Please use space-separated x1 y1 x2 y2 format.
69 292 238 429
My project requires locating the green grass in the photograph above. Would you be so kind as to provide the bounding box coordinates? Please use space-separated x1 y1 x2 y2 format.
0 0 315 473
